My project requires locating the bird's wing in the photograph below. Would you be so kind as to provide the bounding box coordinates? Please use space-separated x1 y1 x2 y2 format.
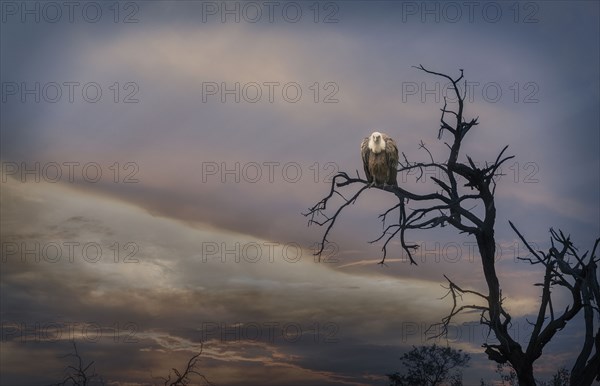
360 137 372 182
383 134 399 185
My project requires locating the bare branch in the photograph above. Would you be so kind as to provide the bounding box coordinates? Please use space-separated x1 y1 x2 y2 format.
426 275 490 339
52 341 103 386
155 344 214 386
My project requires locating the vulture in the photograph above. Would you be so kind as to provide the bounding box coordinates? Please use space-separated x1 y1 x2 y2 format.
360 131 399 187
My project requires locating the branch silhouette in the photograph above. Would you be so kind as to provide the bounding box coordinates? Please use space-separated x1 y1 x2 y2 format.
51 341 103 386
154 343 214 386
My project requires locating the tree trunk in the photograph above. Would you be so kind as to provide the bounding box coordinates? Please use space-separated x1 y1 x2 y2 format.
477 223 535 386
515 362 536 386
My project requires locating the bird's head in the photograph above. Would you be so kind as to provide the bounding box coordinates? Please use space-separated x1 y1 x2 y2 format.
368 131 385 153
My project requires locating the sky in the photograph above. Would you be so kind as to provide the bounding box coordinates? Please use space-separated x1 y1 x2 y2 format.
0 1 599 385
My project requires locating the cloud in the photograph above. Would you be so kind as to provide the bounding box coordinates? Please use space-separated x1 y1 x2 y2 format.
0 177 455 383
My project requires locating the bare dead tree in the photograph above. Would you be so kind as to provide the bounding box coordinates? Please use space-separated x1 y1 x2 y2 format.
50 342 215 386
508 225 600 386
304 65 600 386
52 341 104 386
154 343 214 386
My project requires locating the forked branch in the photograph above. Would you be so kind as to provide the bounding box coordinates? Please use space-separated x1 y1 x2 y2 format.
155 343 214 386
